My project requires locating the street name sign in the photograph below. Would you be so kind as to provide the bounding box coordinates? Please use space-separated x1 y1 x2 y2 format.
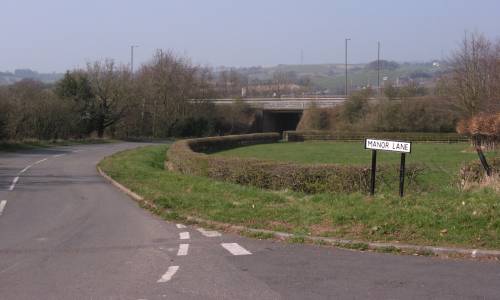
364 138 412 197
365 139 411 153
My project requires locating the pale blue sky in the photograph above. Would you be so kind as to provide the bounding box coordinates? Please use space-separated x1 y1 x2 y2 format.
1 0 499 72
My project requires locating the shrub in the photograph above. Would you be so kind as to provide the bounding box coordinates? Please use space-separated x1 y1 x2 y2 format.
456 113 500 150
167 133 423 194
297 95 459 133
458 157 500 190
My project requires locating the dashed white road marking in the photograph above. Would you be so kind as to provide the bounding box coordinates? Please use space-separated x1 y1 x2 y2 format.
157 266 179 283
0 200 7 216
179 232 190 240
9 177 19 191
177 244 189 256
34 158 48 165
197 228 222 237
53 154 66 158
176 224 186 229
221 243 252 256
19 165 33 174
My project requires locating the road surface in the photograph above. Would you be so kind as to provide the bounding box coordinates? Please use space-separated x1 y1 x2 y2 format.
0 143 499 299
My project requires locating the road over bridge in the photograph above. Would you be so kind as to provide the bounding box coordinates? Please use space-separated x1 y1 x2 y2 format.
208 97 347 132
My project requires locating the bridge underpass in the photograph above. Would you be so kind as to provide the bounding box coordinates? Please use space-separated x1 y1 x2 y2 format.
262 110 303 133
207 97 347 133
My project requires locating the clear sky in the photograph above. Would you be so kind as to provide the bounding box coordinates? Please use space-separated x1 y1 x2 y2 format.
1 0 499 72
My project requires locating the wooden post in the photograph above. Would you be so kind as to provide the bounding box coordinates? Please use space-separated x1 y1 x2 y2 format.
476 147 492 177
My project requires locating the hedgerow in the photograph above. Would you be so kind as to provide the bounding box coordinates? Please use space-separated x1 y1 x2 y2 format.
166 133 423 194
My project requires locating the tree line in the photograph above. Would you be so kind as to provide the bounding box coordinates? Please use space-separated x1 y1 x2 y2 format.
1 33 498 141
0 50 256 141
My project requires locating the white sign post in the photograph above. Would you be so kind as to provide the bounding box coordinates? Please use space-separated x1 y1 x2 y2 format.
365 139 411 153
364 139 412 197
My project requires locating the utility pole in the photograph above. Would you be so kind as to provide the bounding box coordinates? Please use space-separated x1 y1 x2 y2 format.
345 38 351 96
377 41 381 96
300 49 304 65
130 45 139 73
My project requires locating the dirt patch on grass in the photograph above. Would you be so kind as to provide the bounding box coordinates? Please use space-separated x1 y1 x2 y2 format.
309 220 338 236
267 221 294 232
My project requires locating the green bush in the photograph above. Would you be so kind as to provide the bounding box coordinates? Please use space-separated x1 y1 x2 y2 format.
167 133 424 194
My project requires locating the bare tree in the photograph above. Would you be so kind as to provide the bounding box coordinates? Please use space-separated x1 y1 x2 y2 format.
134 50 217 137
85 60 133 137
448 32 500 116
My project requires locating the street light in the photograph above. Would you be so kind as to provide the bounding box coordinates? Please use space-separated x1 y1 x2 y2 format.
130 45 139 73
345 38 351 96
377 41 381 96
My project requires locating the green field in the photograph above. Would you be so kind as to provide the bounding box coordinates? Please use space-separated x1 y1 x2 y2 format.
99 145 500 250
213 141 498 188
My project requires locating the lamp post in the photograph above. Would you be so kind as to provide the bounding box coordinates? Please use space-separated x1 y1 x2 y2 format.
377 41 381 96
130 45 139 73
345 38 351 96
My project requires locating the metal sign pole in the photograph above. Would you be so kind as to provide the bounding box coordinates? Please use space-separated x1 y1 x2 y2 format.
370 150 377 196
399 153 406 197
365 138 411 197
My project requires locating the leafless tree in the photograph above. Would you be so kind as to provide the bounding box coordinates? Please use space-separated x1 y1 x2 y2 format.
85 60 133 137
133 50 217 137
448 32 500 116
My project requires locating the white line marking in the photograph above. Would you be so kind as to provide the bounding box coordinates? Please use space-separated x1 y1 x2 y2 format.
197 228 222 237
221 243 252 256
19 164 33 174
53 154 66 158
157 266 179 283
9 176 19 191
179 232 190 240
0 200 7 216
34 158 48 165
176 224 186 229
177 244 189 256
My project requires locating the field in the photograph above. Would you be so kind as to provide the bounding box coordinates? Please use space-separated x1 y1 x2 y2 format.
99 144 500 250
213 141 498 188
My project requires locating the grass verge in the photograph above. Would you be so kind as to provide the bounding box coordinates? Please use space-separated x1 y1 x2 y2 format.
99 145 500 250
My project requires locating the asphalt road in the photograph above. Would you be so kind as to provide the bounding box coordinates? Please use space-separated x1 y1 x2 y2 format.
0 143 499 300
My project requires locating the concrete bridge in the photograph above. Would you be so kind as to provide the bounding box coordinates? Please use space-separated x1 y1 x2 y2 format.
208 97 347 132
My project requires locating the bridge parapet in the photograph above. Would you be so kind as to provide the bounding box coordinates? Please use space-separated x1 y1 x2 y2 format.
207 97 347 111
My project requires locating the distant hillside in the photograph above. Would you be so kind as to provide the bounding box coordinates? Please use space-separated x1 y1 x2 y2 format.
0 69 63 86
229 61 446 94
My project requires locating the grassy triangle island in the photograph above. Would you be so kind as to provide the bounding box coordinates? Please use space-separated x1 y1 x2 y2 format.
99 131 499 253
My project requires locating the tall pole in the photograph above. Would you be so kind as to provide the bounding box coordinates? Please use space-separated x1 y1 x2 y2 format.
130 45 139 73
370 149 377 196
345 38 351 96
377 41 380 96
